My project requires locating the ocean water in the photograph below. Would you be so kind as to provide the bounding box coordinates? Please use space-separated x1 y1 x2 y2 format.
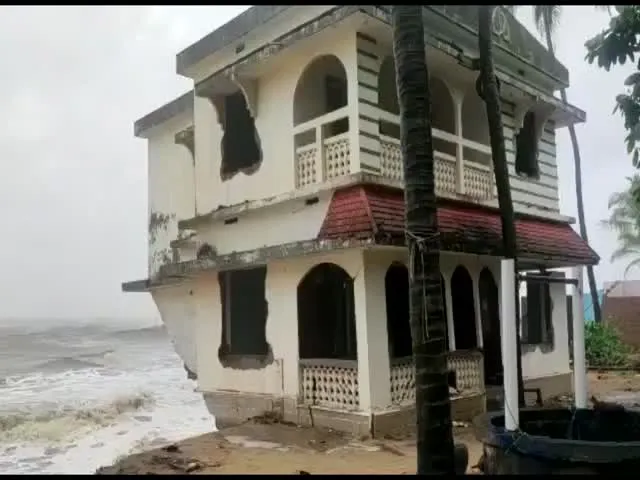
0 317 214 474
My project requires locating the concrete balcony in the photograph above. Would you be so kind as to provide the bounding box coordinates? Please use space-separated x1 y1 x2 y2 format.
293 107 496 202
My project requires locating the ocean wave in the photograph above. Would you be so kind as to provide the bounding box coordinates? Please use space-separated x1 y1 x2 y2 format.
33 357 105 373
0 393 154 443
110 325 165 336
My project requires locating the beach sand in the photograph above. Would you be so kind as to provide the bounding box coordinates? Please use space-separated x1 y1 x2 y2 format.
95 372 640 475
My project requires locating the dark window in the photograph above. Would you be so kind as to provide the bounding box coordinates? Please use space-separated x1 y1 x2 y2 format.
219 267 270 358
220 91 262 181
515 111 540 179
522 277 553 346
325 75 348 136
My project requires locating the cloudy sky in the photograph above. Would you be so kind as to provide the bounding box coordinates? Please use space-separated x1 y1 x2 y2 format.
0 6 633 320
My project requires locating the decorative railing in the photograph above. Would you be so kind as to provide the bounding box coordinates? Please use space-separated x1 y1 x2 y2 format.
293 107 351 188
390 350 485 406
378 109 495 200
299 358 359 411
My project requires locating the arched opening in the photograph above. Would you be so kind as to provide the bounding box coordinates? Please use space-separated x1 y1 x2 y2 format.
297 263 356 360
461 86 491 166
479 267 502 385
385 263 451 358
378 56 455 157
385 263 411 358
451 265 478 350
293 55 349 147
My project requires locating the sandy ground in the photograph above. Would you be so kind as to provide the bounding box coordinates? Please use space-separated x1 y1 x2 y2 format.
95 371 640 475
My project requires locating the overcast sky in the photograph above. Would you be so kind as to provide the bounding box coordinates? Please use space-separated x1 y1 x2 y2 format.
0 6 633 320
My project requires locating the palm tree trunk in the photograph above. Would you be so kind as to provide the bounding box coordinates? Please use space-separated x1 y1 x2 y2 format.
478 5 525 407
543 25 602 324
392 6 455 475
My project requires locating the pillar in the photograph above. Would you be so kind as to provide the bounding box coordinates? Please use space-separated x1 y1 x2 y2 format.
472 272 484 348
500 259 519 430
351 32 382 174
442 270 456 351
353 252 391 411
572 266 588 409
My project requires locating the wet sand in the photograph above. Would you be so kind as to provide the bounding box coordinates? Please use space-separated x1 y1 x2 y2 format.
96 371 640 475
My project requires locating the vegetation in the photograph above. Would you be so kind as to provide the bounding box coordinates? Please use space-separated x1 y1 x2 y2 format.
530 5 602 324
391 6 455 474
585 321 630 367
585 6 640 167
601 174 640 275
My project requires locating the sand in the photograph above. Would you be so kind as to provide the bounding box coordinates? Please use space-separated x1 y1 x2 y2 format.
95 371 640 475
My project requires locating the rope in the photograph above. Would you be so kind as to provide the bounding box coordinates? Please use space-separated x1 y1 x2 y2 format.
406 230 441 343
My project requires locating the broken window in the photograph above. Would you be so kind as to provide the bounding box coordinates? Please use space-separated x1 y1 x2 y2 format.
297 263 357 360
521 277 553 346
218 267 271 363
220 91 262 181
515 111 541 179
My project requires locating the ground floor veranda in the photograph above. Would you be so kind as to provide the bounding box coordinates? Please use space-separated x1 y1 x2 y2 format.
141 244 580 436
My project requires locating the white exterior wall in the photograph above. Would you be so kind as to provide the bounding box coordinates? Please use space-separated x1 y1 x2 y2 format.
192 250 362 401
193 26 357 214
146 112 195 276
520 279 572 380
194 193 332 257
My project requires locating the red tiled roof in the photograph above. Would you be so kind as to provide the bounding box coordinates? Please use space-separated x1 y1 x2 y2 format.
318 185 599 266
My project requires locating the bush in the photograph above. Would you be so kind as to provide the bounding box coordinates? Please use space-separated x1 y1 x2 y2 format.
585 321 630 367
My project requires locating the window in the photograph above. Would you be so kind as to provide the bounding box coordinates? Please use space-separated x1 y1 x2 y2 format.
218 267 271 360
220 91 262 180
515 111 541 179
521 276 553 346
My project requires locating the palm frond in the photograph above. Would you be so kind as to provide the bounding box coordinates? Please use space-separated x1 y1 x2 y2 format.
533 5 562 40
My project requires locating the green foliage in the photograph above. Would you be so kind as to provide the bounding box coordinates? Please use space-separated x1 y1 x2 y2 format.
585 6 640 166
585 321 630 367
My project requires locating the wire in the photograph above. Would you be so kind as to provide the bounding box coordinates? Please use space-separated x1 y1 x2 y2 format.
406 230 441 342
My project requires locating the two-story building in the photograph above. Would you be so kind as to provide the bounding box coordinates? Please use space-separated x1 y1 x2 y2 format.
123 6 599 437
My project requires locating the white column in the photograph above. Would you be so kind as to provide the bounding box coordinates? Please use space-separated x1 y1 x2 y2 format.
500 259 519 431
472 272 484 348
443 270 456 351
572 266 588 409
353 252 391 411
451 89 465 195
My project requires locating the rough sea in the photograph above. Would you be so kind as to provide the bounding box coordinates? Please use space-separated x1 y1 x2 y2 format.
0 317 215 474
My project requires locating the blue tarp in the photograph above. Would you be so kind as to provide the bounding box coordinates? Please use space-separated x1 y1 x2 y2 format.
583 289 604 322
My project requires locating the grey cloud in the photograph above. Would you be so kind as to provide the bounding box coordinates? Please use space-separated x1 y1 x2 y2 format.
0 6 629 319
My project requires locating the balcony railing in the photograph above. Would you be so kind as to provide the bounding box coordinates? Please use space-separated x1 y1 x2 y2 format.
293 108 496 201
378 110 495 200
293 107 351 188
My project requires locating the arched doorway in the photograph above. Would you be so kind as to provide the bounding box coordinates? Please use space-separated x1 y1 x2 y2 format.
384 264 451 358
385 263 411 358
297 263 356 360
451 266 478 350
479 267 502 385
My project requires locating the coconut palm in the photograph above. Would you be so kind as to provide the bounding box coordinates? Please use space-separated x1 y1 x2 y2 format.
391 5 455 474
477 5 525 407
602 175 640 276
530 5 603 324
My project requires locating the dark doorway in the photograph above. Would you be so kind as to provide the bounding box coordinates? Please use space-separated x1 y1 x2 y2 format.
297 263 356 360
451 266 478 350
385 263 412 358
479 267 502 385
